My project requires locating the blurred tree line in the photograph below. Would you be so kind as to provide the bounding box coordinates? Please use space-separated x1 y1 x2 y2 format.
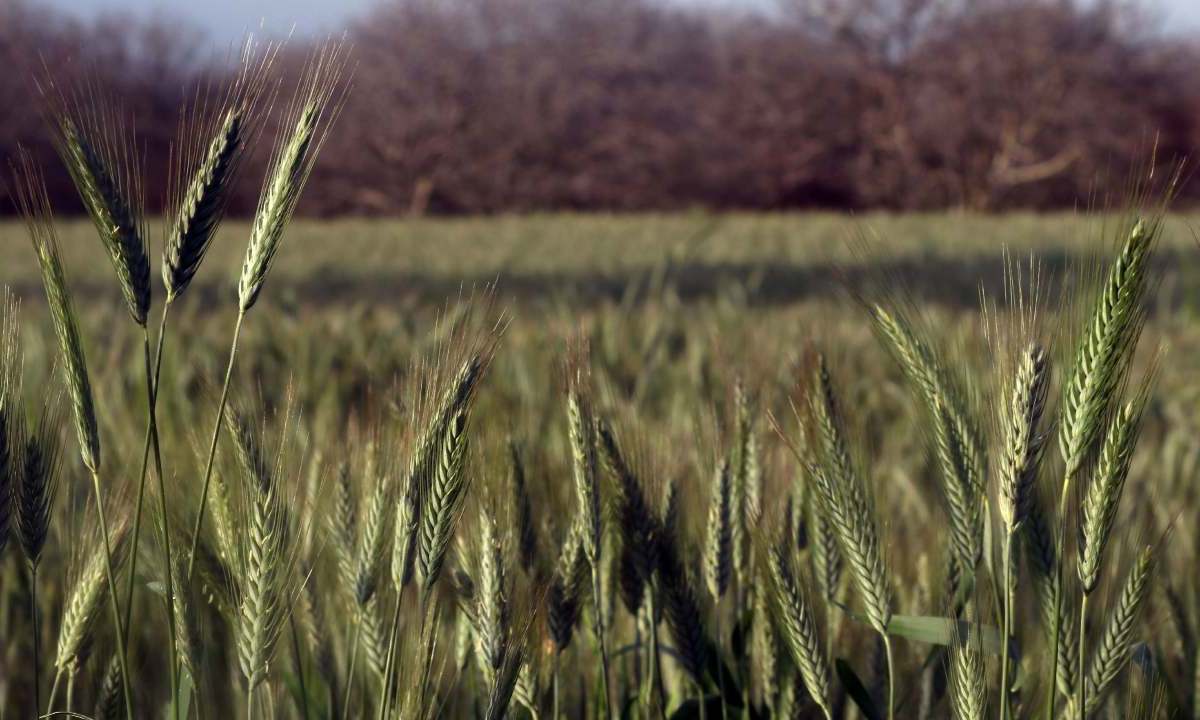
2 0 1198 215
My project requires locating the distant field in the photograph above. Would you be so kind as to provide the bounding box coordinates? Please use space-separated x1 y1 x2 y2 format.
3 213 1199 312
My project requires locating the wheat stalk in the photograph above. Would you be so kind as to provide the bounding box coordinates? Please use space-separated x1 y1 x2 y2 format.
1048 216 1157 720
0 288 18 566
13 150 134 720
997 342 1050 718
564 342 614 717
186 41 349 590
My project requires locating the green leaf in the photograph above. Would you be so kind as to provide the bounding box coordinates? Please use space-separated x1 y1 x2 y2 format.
163 669 194 720
839 609 1002 654
704 644 745 709
667 694 726 720
836 659 883 720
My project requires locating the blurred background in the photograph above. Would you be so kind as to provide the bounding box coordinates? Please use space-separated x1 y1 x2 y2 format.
3 0 1200 216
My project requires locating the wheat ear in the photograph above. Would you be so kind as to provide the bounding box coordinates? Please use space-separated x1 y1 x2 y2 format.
354 459 396 606
41 79 150 326
509 439 539 574
473 508 511 680
871 306 984 580
597 420 658 618
164 41 276 301
1074 545 1155 717
93 655 125 720
53 521 131 678
547 522 588 654
705 458 733 601
416 410 471 598
1059 218 1156 485
239 41 350 313
949 623 988 720
807 355 894 719
226 407 309 719
768 542 833 720
1078 397 1145 595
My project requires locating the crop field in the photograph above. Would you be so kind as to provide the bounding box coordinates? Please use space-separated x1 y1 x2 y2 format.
4 0 1200 713
4 206 1200 720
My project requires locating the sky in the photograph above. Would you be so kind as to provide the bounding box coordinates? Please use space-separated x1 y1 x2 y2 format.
43 0 1200 43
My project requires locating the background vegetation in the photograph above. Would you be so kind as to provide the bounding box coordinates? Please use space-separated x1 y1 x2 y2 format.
2 0 1200 214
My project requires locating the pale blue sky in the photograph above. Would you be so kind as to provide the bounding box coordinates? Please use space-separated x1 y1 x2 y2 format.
44 0 1200 43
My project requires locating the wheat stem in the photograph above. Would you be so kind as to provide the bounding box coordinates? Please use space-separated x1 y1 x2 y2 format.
1047 505 1068 720
1077 593 1088 720
552 654 560 720
146 322 180 720
591 563 615 720
999 533 1014 720
884 634 896 720
46 669 62 717
186 309 245 580
89 469 134 720
120 310 180 719
30 565 42 714
647 590 666 719
289 613 311 720
379 591 406 720
341 618 362 720
121 305 170 633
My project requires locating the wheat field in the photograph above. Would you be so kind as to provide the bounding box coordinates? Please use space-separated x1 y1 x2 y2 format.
4 44 1200 720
